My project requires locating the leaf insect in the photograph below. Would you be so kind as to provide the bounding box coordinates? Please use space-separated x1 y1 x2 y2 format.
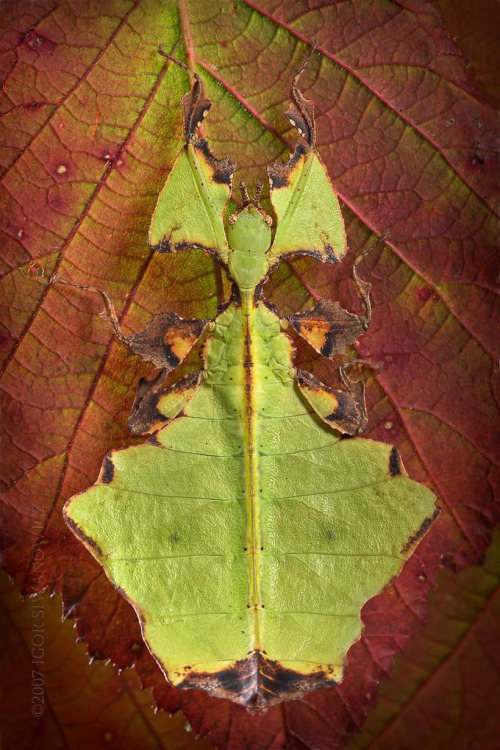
57 47 438 709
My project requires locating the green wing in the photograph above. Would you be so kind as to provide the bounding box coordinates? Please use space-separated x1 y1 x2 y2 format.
267 66 346 265
149 142 234 262
268 146 346 265
148 68 234 262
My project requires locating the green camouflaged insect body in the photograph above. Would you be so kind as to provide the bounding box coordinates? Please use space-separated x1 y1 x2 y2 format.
64 56 438 709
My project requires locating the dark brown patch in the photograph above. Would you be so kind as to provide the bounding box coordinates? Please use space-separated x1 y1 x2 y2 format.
401 507 441 554
389 446 402 477
64 512 103 559
295 369 317 390
261 295 279 317
180 74 212 143
162 344 181 370
229 282 241 307
323 245 341 263
267 144 308 190
195 140 235 185
127 312 208 372
129 370 201 436
253 282 264 303
101 453 114 484
128 391 168 435
325 391 363 435
281 247 340 263
296 368 367 436
151 239 222 258
289 299 366 360
320 330 336 359
152 236 173 253
179 651 336 709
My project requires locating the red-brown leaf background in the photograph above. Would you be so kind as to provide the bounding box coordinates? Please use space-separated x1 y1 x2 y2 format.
1 1 498 748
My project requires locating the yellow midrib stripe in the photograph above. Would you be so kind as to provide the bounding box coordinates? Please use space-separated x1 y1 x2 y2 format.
242 296 263 652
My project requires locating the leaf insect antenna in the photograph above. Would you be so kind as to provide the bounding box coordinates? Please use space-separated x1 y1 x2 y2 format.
239 181 250 205
229 181 272 227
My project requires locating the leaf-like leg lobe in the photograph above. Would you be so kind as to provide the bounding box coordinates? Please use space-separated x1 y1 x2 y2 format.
129 370 203 435
288 252 372 359
296 368 367 435
127 313 209 372
289 299 367 359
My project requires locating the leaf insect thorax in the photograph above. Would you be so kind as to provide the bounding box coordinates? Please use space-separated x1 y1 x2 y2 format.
227 183 273 290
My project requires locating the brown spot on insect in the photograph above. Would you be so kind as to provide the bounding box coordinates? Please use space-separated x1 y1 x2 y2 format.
126 311 209 372
389 447 402 477
196 139 234 186
179 651 336 709
129 370 202 436
288 266 371 360
128 386 168 436
297 369 367 436
401 507 441 554
100 453 115 484
153 237 226 259
268 143 308 190
64 514 103 559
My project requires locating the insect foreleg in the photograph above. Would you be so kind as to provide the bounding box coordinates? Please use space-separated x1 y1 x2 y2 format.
351 231 390 326
51 275 210 373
